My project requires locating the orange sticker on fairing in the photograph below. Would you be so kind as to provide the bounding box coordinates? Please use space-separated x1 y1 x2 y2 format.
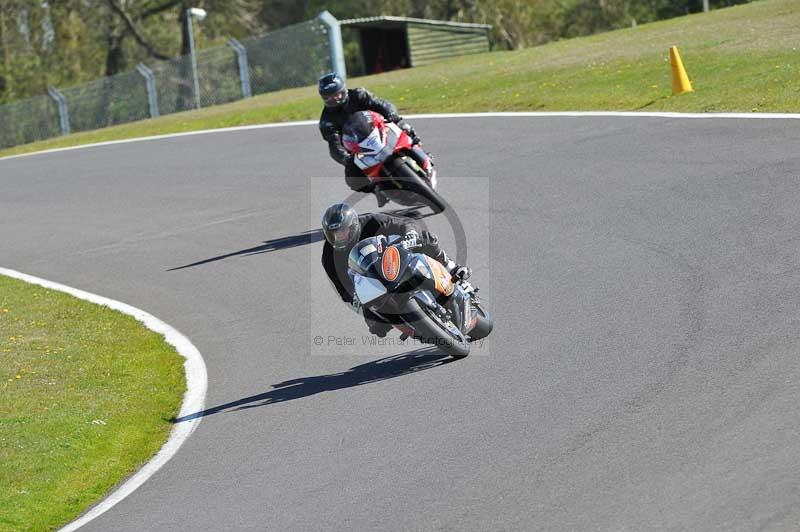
425 256 455 296
382 245 401 281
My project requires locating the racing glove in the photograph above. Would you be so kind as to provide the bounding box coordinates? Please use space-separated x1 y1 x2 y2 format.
420 230 438 247
453 265 472 281
400 230 420 249
445 260 471 281
400 122 421 144
387 113 403 123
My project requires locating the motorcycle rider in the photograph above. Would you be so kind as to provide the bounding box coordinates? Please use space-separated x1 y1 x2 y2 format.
321 203 470 337
317 73 432 199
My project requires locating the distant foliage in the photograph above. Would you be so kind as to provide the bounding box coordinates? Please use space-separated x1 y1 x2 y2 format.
0 0 753 104
458 0 754 49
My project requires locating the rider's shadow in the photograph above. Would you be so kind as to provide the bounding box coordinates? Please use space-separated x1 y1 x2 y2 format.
167 229 325 271
167 209 432 271
173 348 454 423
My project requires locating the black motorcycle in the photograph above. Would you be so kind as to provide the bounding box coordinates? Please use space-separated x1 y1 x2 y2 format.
349 235 493 358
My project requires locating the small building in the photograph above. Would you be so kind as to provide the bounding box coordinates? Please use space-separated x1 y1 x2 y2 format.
339 16 491 75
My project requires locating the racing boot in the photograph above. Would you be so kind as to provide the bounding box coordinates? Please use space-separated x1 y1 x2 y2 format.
375 189 390 208
367 318 392 338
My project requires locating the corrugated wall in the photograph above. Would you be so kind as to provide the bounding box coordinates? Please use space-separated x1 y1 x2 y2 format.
407 24 490 67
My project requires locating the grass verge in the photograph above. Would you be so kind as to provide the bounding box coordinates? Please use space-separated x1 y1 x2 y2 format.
0 275 185 532
0 0 798 160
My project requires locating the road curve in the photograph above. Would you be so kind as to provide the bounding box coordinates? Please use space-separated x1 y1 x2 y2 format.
3 115 800 532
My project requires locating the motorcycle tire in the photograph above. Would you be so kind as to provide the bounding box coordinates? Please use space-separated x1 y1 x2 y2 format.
469 303 493 341
405 299 470 359
390 158 447 214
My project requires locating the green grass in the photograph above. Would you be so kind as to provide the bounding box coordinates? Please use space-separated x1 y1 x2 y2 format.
0 275 185 532
1 0 798 160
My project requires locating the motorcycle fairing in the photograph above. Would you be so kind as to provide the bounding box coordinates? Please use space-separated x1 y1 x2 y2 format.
358 126 385 156
348 236 383 275
423 256 455 296
351 122 414 177
353 273 387 305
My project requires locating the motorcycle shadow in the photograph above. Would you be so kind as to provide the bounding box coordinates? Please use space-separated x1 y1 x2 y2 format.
167 229 325 271
167 208 430 272
172 348 454 423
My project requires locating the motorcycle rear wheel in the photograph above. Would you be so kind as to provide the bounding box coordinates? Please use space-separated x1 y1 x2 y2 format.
469 303 493 341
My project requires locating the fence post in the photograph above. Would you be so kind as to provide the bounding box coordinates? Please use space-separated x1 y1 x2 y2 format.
318 10 346 80
136 63 160 118
227 38 252 98
47 87 70 136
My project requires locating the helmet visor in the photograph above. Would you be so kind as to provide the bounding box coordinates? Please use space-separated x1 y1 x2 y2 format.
332 226 353 248
323 89 347 107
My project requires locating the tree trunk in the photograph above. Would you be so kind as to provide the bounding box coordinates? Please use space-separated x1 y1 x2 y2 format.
176 0 192 111
104 24 125 76
0 6 9 100
94 8 128 128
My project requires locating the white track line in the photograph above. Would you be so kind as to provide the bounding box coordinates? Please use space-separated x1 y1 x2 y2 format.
0 268 208 532
1 111 799 163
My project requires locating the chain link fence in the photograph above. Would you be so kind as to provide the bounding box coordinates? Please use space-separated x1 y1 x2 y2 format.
244 19 331 96
60 69 152 132
0 16 338 150
0 94 62 149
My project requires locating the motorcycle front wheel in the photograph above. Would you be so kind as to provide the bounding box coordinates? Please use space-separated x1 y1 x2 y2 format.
404 299 470 359
388 159 447 214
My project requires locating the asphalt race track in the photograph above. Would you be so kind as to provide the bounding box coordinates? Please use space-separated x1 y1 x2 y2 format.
3 115 800 532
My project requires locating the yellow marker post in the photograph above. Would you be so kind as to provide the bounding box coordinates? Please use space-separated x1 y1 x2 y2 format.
670 46 693 94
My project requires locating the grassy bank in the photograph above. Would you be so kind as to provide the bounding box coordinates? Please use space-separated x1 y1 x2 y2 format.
0 0 797 159
0 275 185 531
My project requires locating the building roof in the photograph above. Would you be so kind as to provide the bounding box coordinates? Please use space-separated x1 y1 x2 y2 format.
339 15 491 31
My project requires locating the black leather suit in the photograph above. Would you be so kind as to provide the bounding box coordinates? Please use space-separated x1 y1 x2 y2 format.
319 88 399 192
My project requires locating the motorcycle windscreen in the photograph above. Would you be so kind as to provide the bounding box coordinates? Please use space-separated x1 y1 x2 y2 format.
358 127 385 155
353 273 387 305
355 126 401 175
423 256 455 297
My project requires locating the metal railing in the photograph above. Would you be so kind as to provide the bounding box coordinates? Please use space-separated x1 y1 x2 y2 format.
0 13 346 150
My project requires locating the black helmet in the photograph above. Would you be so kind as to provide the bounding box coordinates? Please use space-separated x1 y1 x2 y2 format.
318 72 348 109
322 203 361 250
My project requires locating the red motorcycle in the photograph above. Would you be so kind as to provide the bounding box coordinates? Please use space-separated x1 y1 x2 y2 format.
342 111 446 213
